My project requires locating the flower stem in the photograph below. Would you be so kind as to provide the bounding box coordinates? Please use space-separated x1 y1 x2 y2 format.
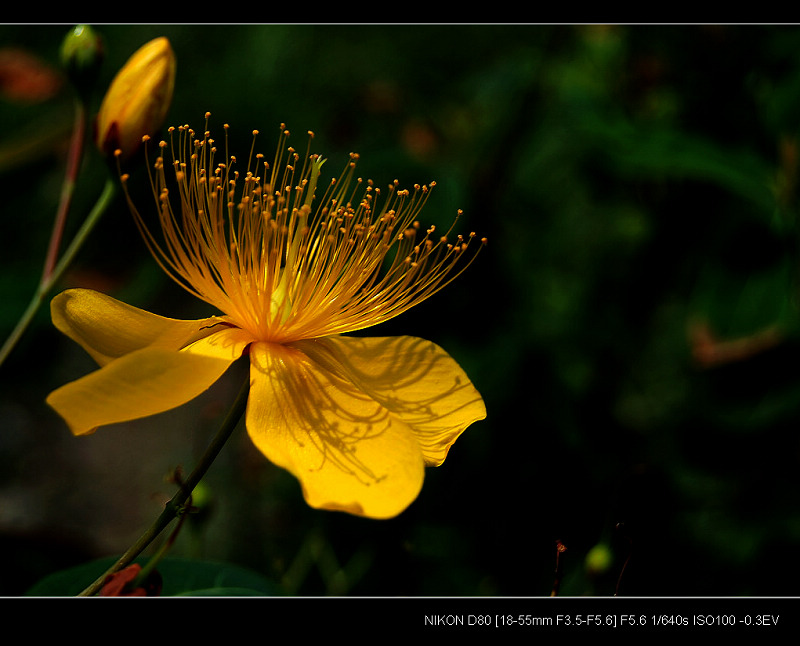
43 98 86 282
130 491 190 591
78 373 251 597
0 177 117 369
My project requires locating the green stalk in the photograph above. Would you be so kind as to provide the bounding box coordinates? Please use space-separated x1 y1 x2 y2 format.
78 373 251 597
0 177 117 368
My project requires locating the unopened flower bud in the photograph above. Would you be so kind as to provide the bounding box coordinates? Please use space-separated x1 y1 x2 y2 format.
95 37 176 161
585 543 613 576
60 24 104 99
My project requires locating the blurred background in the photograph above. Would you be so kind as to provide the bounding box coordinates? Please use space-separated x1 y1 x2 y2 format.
1 23 800 596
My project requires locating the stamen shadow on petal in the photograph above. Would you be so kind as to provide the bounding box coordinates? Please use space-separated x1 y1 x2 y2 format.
293 335 487 465
248 343 396 487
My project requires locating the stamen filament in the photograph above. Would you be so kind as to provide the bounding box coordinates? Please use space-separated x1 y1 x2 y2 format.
121 118 485 344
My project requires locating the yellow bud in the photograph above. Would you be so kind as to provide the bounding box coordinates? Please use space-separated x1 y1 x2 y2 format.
95 37 176 161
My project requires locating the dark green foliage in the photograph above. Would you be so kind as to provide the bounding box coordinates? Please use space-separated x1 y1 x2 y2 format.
2 25 800 597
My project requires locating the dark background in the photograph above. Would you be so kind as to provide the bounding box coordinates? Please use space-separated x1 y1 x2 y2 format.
1 23 800 597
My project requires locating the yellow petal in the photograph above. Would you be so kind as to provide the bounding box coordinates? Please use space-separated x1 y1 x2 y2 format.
46 326 249 436
181 324 254 361
51 288 226 366
246 341 425 519
294 335 486 466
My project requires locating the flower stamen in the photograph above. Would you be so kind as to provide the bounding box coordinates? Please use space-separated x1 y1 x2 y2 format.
120 116 486 344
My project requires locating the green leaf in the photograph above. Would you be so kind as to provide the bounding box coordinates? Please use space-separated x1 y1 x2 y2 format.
26 556 284 597
173 587 268 596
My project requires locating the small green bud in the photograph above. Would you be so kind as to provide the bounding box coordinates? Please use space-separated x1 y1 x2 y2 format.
60 24 104 99
585 543 613 575
190 480 212 511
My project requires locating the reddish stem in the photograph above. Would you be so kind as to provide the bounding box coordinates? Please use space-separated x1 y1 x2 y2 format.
42 100 86 282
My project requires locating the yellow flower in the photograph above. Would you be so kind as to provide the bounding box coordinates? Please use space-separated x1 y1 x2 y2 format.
95 37 176 161
46 119 486 519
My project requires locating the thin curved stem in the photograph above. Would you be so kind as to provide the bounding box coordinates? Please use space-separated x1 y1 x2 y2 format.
47 177 118 291
78 372 251 597
0 177 117 369
43 98 86 282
